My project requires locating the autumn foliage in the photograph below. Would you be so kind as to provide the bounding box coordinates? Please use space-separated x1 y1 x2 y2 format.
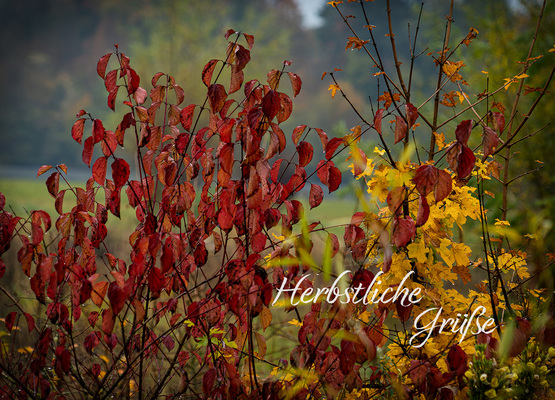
1 1 555 399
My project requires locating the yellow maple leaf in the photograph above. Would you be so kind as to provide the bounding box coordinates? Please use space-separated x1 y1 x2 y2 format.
433 132 447 150
328 84 340 98
327 0 343 7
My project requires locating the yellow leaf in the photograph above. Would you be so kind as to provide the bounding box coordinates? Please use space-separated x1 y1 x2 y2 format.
288 319 303 327
327 0 343 6
254 331 267 358
373 146 386 156
328 84 340 99
433 132 446 150
260 306 272 331
408 239 429 264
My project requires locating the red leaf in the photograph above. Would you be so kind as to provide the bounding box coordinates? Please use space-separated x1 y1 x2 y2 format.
277 92 292 124
270 158 285 183
180 104 196 131
111 158 130 188
104 69 118 93
392 217 416 248
107 88 118 111
126 67 140 94
101 130 118 156
297 141 313 167
316 159 329 186
234 45 250 71
396 299 413 322
24 313 35 333
72 119 86 144
82 137 94 167
207 84 227 113
315 128 328 150
267 69 281 91
328 165 342 193
455 119 473 146
416 195 430 227
194 243 208 267
374 109 384 135
287 72 302 97
405 102 419 127
84 331 101 354
447 143 476 179
203 368 217 395
148 267 165 298
409 360 430 387
386 186 406 215
325 137 343 160
351 269 375 298
46 172 60 198
482 126 499 159
38 327 52 354
107 282 126 315
5 312 16 332
229 65 244 94
93 119 105 144
446 344 468 376
202 59 218 87
97 53 112 79
92 157 107 186
252 231 267 253
0 258 5 279
457 145 476 179
412 164 437 197
134 86 148 104
151 72 165 86
292 125 307 146
37 165 53 177
492 112 505 133
225 29 236 39
309 184 324 209
243 33 254 49
262 90 281 120
394 115 408 144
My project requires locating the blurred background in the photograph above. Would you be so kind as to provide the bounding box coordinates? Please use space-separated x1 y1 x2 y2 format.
0 0 553 253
